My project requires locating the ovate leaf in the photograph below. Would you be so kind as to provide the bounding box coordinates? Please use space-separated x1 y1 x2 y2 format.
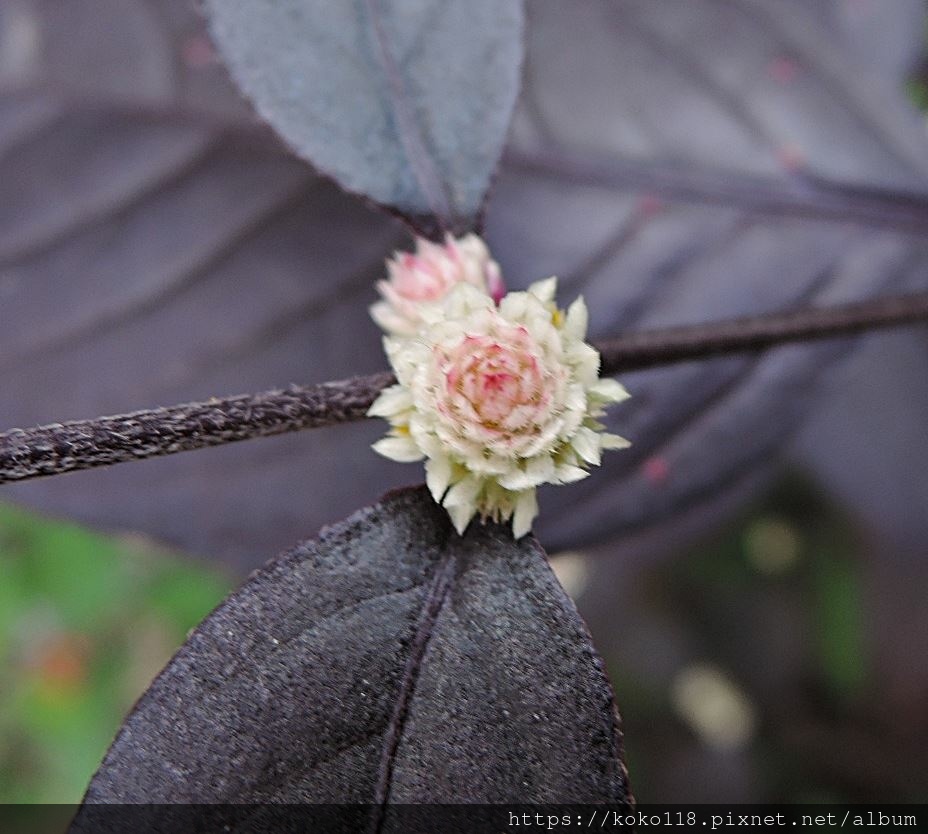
72 486 630 815
204 0 524 235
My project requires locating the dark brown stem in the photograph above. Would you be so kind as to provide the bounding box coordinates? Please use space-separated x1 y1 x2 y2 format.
0 372 394 484
1 292 927 484
597 290 928 372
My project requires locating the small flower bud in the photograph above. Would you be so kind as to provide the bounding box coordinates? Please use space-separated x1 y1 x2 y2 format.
370 234 505 337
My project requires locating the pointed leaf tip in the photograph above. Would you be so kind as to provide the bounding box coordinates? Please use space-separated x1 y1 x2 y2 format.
205 0 525 234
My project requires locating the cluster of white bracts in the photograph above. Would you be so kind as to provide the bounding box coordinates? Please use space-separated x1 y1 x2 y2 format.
368 236 630 538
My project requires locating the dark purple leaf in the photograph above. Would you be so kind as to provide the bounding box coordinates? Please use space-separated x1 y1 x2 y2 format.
0 0 254 120
71 486 630 814
792 329 928 551
831 0 927 81
203 0 524 234
790 329 928 705
484 0 928 552
1 0 928 570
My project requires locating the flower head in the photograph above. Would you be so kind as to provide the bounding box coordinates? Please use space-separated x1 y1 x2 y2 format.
371 233 505 336
368 276 630 538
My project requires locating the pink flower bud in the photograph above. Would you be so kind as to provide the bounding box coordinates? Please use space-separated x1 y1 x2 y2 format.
371 234 505 336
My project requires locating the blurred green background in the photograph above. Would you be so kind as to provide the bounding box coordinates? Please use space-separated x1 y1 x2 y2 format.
0 505 230 803
553 472 925 803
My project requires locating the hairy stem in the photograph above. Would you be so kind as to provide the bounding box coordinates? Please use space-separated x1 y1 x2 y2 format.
1 292 927 484
596 290 928 371
0 372 395 484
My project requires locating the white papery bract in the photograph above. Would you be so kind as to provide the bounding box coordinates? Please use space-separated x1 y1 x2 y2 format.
370 233 505 337
368 275 630 539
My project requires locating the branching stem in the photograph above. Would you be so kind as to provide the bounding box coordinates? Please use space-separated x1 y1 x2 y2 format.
2 292 927 484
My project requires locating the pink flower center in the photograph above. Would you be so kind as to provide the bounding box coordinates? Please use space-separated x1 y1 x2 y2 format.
435 324 554 440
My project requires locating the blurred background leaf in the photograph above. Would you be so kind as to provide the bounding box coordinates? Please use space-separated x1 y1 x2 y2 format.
492 0 928 554
555 473 927 802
